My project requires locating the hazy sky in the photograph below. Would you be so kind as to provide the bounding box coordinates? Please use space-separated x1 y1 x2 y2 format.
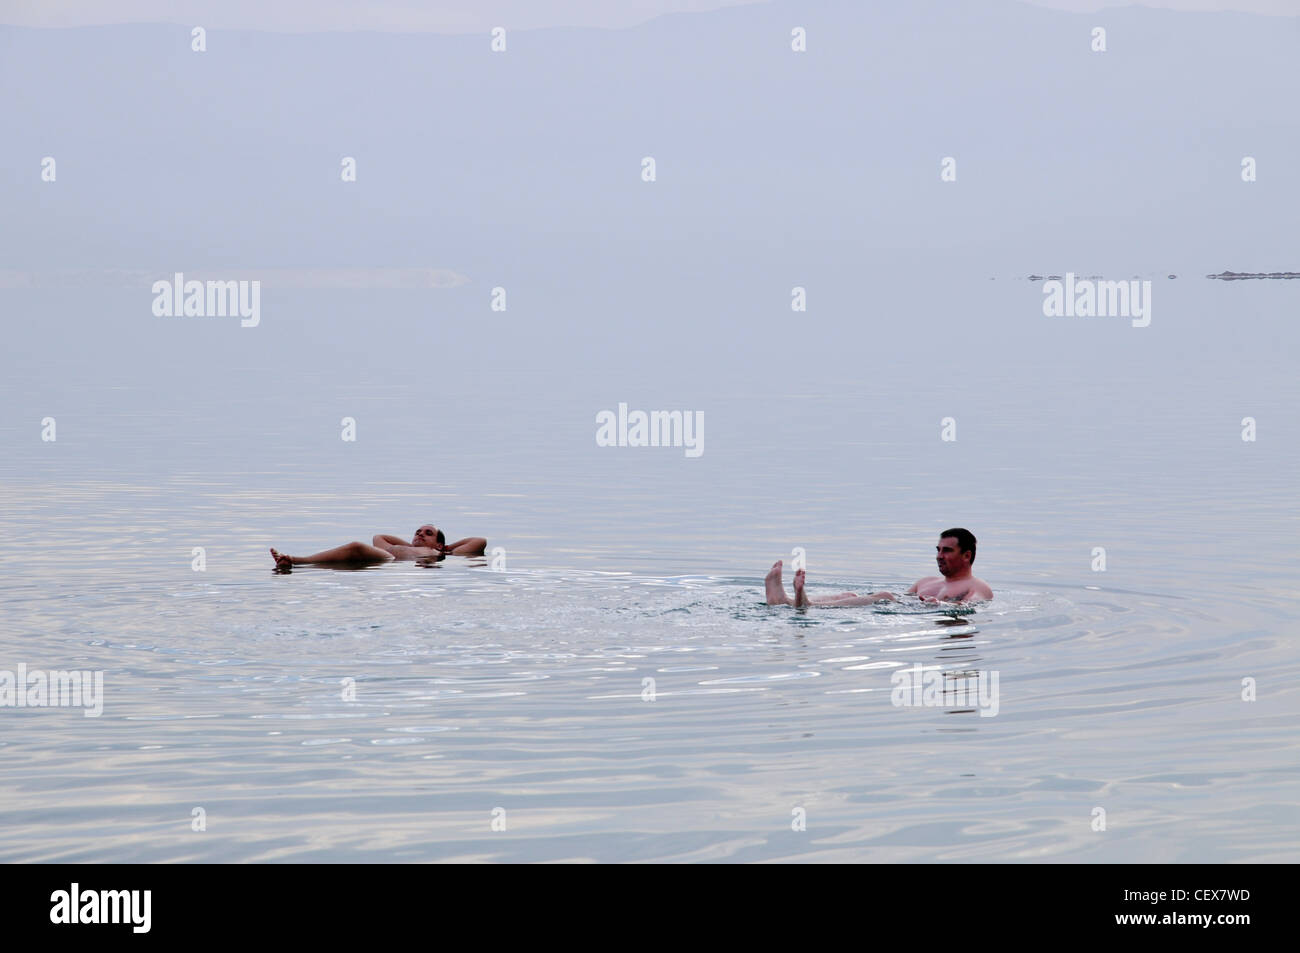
3 0 1297 31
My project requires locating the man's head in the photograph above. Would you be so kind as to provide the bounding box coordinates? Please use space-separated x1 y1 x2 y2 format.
413 525 446 548
936 527 977 577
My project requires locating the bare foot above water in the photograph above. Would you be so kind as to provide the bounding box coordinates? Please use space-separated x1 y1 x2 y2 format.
764 560 791 605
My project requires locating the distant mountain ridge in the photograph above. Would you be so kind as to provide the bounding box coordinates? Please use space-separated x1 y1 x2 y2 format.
2 0 1295 271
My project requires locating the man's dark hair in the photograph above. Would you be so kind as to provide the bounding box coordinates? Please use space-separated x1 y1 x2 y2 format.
436 530 446 547
940 528 977 565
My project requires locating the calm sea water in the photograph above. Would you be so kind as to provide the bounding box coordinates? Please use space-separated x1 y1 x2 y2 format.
2 270 1297 862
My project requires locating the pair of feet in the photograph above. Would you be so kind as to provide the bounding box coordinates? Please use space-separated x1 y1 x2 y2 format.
766 560 808 606
764 559 861 607
765 560 903 607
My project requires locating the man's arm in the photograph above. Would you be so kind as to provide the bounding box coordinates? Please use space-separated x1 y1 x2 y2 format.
373 534 409 548
960 584 993 603
443 537 487 556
